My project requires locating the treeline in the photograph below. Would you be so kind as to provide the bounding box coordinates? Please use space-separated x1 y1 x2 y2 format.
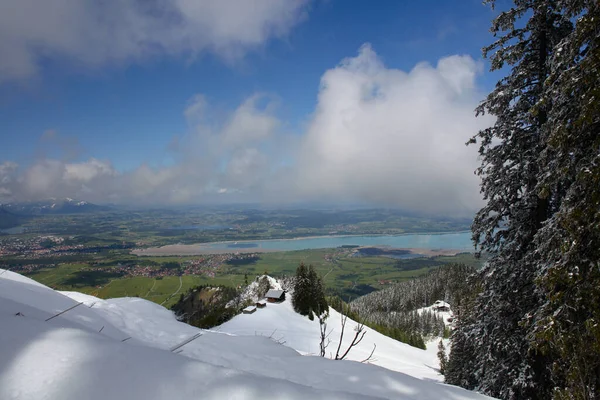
350 263 476 313
328 296 427 349
446 1 600 399
345 264 474 348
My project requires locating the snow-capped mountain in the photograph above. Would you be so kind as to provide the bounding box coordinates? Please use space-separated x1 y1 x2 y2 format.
0 270 495 400
1 198 110 215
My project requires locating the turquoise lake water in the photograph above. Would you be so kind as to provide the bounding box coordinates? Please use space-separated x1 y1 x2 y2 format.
197 231 473 252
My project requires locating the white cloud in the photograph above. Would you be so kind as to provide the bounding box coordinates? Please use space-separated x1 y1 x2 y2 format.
0 45 493 215
0 162 17 183
289 44 492 214
64 159 116 183
0 162 18 198
0 0 310 82
0 92 282 204
221 95 280 147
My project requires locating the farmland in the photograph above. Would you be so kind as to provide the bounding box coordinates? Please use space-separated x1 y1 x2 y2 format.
8 248 482 306
0 207 480 305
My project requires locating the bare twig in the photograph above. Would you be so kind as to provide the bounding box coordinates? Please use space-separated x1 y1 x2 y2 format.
338 323 367 360
334 312 347 360
259 329 286 345
319 314 332 357
334 304 367 361
361 343 376 363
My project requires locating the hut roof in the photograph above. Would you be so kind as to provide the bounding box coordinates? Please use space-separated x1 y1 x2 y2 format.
265 289 284 299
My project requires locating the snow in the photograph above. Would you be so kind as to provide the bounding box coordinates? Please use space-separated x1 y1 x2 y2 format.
219 297 445 379
0 269 495 400
416 300 455 326
227 274 283 307
0 269 48 288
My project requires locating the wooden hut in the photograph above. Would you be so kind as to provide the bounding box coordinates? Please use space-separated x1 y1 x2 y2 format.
242 305 256 314
256 300 267 309
432 300 451 312
265 289 285 303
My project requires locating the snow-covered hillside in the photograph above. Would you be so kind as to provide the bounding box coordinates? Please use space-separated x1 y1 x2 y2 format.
0 269 494 400
231 274 283 305
219 294 442 380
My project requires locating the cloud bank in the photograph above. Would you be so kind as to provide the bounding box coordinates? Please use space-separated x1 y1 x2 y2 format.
0 45 493 215
0 0 309 82
291 45 491 214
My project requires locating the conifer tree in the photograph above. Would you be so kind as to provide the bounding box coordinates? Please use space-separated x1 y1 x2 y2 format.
445 274 481 390
449 1 572 398
292 263 328 320
308 265 328 318
437 339 448 375
527 2 600 397
292 263 310 316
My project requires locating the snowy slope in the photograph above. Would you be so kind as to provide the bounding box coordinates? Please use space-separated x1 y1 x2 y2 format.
218 295 444 380
0 270 495 400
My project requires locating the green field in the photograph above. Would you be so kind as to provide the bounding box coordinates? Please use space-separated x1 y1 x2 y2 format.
1 207 480 303
16 249 483 306
24 264 247 308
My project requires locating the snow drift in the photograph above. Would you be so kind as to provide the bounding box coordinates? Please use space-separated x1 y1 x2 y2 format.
0 269 494 399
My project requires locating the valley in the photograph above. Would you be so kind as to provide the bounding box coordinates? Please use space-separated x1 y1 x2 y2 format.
0 205 480 305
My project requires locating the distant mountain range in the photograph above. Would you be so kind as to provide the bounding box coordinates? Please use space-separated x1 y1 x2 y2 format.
0 198 110 217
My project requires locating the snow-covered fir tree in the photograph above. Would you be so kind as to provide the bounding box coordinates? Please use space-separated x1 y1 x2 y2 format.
447 1 572 398
292 263 328 320
444 272 481 390
308 265 328 317
526 1 600 398
437 339 448 375
292 263 310 316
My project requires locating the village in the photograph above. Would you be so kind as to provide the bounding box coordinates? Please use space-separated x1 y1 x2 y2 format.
0 232 263 281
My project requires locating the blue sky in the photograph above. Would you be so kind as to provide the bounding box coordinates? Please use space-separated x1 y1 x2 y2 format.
0 0 500 213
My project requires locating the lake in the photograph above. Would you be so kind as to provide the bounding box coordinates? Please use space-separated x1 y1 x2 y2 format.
197 231 473 252
168 224 232 231
134 231 475 256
